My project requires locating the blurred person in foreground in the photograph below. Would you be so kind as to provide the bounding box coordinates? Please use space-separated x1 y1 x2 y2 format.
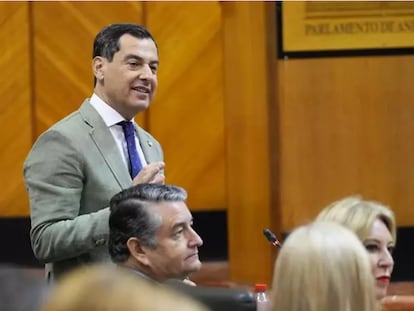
40 265 209 311
108 183 203 284
271 221 378 311
0 265 49 311
316 195 396 300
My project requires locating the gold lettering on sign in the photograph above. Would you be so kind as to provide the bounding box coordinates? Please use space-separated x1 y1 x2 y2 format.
305 20 414 36
282 1 414 52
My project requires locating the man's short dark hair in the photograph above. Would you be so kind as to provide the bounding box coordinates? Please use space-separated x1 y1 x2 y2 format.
93 23 157 61
108 184 187 263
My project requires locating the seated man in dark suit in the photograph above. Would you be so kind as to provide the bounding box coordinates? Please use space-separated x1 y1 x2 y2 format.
108 183 256 311
108 183 203 283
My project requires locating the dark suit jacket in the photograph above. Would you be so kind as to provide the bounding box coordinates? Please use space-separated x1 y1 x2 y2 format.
23 99 163 280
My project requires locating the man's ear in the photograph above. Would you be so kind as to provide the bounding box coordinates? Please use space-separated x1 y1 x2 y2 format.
92 56 105 82
126 237 151 266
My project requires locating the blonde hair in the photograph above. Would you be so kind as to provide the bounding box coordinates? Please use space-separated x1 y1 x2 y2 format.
41 265 209 311
316 195 396 243
271 222 378 311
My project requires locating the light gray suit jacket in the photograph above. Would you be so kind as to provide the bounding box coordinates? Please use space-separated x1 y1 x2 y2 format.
23 99 163 280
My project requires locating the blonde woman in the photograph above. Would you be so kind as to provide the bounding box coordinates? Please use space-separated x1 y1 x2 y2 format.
316 196 396 300
271 222 378 311
40 265 209 311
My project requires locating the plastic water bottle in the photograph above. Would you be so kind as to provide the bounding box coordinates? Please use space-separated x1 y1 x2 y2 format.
255 283 271 311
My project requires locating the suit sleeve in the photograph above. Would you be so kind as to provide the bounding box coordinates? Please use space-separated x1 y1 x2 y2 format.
24 130 109 263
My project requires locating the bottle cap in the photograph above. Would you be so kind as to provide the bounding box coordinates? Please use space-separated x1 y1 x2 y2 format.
255 283 267 292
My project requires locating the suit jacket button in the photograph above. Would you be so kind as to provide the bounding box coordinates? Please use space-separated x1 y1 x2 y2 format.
95 239 106 246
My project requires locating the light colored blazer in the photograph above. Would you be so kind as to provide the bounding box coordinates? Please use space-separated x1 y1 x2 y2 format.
23 99 163 280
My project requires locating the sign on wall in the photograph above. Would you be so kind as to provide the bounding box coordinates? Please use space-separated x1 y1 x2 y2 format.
277 1 414 58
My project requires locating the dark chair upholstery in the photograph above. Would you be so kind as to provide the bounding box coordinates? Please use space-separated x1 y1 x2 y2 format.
166 280 256 311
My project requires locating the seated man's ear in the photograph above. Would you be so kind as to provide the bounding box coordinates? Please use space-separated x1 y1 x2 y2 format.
126 237 150 266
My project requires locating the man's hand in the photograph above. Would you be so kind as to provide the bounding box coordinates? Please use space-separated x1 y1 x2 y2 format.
132 161 165 185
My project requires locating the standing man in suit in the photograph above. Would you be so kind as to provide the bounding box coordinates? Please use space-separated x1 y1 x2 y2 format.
24 23 165 281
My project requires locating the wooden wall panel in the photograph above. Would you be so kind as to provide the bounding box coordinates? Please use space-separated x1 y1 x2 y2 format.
146 2 226 211
0 2 32 216
223 2 277 284
31 1 144 136
278 55 414 230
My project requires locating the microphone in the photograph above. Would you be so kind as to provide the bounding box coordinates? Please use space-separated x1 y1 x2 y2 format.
263 228 282 248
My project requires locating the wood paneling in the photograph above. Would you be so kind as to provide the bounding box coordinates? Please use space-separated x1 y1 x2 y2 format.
222 2 277 284
278 55 414 230
146 2 226 211
0 2 32 216
31 1 144 136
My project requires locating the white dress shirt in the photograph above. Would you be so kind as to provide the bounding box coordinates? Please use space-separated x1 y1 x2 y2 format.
89 93 148 173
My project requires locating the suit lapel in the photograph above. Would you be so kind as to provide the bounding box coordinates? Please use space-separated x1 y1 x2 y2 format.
79 100 132 188
135 124 156 163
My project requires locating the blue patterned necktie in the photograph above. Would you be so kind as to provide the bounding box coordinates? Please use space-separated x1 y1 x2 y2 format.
118 121 143 178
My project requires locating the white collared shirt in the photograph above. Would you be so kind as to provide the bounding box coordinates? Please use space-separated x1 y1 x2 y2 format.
89 93 148 173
